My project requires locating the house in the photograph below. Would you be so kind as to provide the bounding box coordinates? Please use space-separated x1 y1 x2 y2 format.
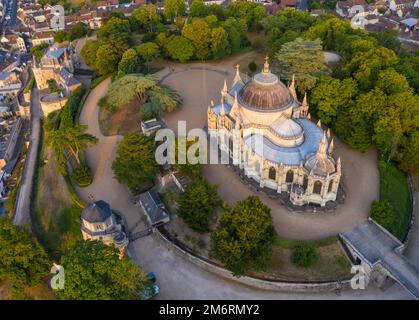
96 0 120 10
138 190 170 227
0 117 23 170
336 0 368 18
31 31 55 46
400 17 418 31
0 34 27 53
0 72 22 96
388 0 415 12
81 200 129 256
171 171 190 192
278 0 297 9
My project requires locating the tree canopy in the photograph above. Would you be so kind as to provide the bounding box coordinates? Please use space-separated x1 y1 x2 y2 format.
112 133 157 193
211 196 275 275
58 240 147 300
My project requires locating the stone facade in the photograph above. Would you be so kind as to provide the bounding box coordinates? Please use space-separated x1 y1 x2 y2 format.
207 59 342 207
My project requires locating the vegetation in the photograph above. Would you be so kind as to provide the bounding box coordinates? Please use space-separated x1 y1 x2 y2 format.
101 74 181 118
71 163 93 187
31 42 49 59
0 218 50 299
211 196 275 275
275 38 327 93
54 22 89 43
178 179 221 233
112 133 157 194
375 160 412 240
58 240 147 300
291 244 320 268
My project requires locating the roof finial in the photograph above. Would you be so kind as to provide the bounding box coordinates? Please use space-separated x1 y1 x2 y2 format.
328 138 334 154
262 55 270 74
289 74 297 100
317 119 322 128
317 131 327 156
221 79 228 95
232 64 243 86
302 92 308 107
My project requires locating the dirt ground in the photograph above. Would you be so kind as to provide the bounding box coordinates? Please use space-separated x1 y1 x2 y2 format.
98 99 142 136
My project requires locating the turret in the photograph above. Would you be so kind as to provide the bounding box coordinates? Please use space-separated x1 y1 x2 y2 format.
232 64 244 87
221 79 228 96
289 74 297 101
317 119 322 128
317 131 327 156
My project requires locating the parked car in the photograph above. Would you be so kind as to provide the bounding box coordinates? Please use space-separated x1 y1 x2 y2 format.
140 284 160 300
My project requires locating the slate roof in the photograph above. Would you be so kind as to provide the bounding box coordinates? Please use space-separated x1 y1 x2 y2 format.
81 200 113 223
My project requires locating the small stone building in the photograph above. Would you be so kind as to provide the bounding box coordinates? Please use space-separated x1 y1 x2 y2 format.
81 200 129 255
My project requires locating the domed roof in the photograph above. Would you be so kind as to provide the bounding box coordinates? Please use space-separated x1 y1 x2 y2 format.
238 58 293 112
270 115 303 139
82 200 113 223
304 133 336 177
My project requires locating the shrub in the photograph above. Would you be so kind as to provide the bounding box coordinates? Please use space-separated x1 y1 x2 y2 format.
248 60 257 73
71 164 93 187
291 244 319 268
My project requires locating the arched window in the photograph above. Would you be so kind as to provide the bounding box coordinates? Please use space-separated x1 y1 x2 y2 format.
328 180 333 193
269 167 276 180
286 170 294 183
303 175 308 189
313 181 322 194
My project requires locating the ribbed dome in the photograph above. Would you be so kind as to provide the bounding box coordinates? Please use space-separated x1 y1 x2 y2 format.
238 59 293 111
270 116 303 139
304 155 336 177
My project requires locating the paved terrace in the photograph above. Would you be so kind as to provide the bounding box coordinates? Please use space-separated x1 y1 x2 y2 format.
341 220 419 299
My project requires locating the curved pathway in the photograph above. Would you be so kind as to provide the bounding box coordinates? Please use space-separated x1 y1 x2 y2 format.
76 60 414 299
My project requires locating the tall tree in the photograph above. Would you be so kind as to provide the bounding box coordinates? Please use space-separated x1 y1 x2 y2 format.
132 4 160 33
166 35 195 63
118 48 143 74
211 196 275 275
59 240 147 300
112 133 157 193
275 38 327 93
136 42 160 71
182 18 212 60
163 0 186 21
178 179 221 232
0 218 50 299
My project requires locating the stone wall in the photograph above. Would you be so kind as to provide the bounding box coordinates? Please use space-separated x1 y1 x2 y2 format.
155 227 352 293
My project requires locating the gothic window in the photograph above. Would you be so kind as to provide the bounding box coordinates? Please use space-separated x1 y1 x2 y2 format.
313 181 322 194
269 167 276 180
303 175 308 189
286 170 294 183
328 180 333 193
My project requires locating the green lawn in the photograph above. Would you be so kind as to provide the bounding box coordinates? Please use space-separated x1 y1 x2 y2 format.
378 160 412 241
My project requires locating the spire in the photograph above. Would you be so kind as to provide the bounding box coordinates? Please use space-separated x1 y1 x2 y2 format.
262 55 270 74
328 138 334 154
317 131 327 156
317 119 322 128
289 74 297 100
302 92 308 107
232 64 243 86
221 79 228 95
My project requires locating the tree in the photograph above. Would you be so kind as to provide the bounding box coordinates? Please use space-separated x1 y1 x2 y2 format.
31 42 49 59
182 18 212 60
190 0 211 18
210 27 230 59
67 22 89 41
211 196 275 275
54 30 67 43
248 60 257 73
132 4 160 33
291 244 319 267
226 1 267 31
71 163 93 187
0 218 50 298
49 125 98 166
59 240 147 300
105 74 181 114
112 133 157 193
371 200 395 229
136 42 160 70
310 75 358 124
118 48 143 74
275 38 327 93
81 40 100 69
167 36 195 63
178 179 221 232
97 17 131 43
95 43 124 75
164 0 186 21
